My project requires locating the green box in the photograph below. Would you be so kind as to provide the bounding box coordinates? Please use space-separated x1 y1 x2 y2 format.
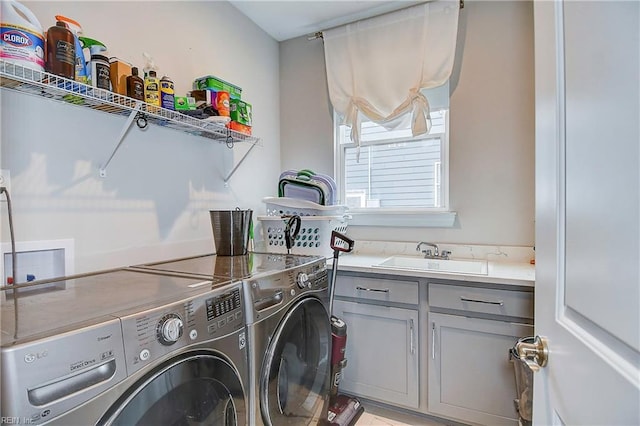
229 99 252 126
175 96 196 111
193 75 242 99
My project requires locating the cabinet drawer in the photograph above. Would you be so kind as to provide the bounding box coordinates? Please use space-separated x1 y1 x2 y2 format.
429 283 533 319
335 275 418 305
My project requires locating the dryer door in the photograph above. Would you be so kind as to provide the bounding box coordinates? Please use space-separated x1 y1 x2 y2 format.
99 352 246 426
260 297 331 425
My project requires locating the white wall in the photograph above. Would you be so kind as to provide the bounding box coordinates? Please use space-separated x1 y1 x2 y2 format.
279 1 535 247
280 35 334 176
1 1 280 275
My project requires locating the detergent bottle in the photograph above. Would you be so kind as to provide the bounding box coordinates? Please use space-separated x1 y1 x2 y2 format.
54 15 88 83
144 70 160 107
141 52 160 107
79 36 110 90
0 0 45 71
45 20 75 79
126 67 144 101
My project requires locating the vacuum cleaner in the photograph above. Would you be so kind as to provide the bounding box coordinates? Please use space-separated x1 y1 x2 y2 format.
324 231 365 426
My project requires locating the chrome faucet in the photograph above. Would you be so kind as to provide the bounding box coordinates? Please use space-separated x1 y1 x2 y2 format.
416 242 451 259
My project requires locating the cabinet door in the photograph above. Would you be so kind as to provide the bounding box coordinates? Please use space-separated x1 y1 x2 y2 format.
333 300 419 409
428 312 533 426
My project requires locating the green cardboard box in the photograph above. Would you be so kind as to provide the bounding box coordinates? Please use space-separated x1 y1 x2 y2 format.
175 96 196 111
229 99 252 126
193 75 242 100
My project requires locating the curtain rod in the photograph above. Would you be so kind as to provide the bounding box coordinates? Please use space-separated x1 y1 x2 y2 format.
308 0 464 40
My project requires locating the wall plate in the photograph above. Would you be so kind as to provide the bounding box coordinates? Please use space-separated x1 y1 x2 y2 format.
0 169 10 197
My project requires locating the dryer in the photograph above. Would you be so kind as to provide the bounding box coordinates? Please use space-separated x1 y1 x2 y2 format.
244 255 331 426
1 269 249 425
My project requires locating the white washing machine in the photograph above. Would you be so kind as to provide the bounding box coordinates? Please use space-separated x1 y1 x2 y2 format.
1 269 249 425
131 252 333 425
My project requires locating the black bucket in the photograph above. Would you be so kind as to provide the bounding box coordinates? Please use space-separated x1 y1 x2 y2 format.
209 208 253 256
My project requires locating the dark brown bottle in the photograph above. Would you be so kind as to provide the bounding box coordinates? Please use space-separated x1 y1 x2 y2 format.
126 67 144 101
45 21 75 79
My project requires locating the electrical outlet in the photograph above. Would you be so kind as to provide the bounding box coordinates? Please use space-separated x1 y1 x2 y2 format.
0 169 11 197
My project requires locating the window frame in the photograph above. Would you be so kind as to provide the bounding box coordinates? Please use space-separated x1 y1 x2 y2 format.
333 109 456 228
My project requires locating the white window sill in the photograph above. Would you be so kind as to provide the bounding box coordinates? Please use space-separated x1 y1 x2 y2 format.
347 210 457 228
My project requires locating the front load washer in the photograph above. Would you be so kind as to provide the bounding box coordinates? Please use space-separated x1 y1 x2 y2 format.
1 269 249 425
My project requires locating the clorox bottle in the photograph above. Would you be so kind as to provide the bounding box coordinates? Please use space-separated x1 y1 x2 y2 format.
0 0 45 71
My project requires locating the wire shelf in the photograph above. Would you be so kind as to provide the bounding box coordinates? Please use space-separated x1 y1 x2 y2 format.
0 60 258 145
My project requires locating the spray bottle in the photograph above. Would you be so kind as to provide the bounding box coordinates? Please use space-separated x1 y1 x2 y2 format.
142 52 160 107
54 15 87 83
78 36 110 90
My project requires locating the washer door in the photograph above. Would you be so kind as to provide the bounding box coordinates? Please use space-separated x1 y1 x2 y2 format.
260 297 331 425
100 352 246 426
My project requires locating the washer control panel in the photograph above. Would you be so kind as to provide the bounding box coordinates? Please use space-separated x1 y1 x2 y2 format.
120 283 244 374
245 258 328 323
156 313 184 345
296 263 328 290
205 287 243 335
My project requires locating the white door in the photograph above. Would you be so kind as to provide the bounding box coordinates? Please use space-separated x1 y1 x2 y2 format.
534 1 639 424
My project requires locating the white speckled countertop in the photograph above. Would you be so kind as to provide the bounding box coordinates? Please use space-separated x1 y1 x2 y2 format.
329 241 535 287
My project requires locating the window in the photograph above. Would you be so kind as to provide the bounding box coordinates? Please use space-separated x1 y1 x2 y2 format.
338 111 448 209
334 86 452 228
334 84 454 227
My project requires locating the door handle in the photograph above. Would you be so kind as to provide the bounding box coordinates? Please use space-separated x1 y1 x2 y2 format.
431 322 436 359
512 335 549 372
409 319 415 355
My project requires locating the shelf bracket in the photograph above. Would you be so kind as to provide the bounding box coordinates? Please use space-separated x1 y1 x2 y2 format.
99 102 143 178
223 141 258 183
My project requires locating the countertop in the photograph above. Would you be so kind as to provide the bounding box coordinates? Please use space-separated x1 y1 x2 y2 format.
328 241 535 288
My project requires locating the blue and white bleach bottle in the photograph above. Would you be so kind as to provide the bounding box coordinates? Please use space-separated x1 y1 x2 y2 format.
0 0 45 71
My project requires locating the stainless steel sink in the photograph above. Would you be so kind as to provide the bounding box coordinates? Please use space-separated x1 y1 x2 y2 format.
373 255 488 275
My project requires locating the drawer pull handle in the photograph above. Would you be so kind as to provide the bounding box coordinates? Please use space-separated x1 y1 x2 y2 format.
356 286 390 293
460 296 504 306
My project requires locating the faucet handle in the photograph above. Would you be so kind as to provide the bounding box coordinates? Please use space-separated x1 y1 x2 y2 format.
441 250 452 259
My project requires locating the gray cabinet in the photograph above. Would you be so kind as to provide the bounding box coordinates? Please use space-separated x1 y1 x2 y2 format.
333 274 420 409
427 283 534 426
333 300 419 409
331 272 535 425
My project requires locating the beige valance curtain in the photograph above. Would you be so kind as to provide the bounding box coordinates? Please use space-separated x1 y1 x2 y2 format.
323 0 460 148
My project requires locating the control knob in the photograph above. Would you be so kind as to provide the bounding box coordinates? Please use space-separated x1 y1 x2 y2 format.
297 272 310 289
157 314 184 345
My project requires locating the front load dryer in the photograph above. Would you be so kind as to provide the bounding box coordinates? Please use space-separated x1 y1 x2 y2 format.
244 255 332 426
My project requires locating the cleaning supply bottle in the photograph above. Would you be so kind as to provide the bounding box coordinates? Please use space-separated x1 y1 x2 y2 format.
144 70 160 107
45 20 75 79
160 75 175 110
126 67 144 101
142 52 156 77
0 0 45 71
54 15 87 83
79 36 110 90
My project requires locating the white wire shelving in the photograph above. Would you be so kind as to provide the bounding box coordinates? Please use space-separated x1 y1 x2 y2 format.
0 60 259 180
